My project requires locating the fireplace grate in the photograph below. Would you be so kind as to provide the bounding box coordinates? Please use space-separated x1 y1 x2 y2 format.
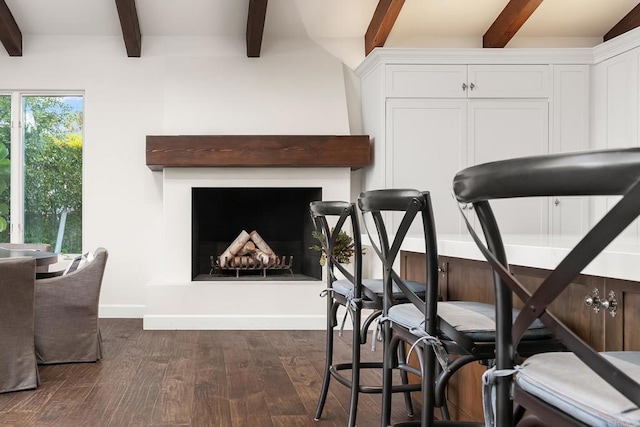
209 255 294 278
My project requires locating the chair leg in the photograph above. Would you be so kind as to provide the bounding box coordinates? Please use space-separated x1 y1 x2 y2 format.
434 360 450 420
381 321 394 427
397 342 415 417
348 308 362 427
421 344 436 427
314 300 339 421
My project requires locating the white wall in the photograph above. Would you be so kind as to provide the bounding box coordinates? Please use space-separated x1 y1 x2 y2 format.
0 35 352 317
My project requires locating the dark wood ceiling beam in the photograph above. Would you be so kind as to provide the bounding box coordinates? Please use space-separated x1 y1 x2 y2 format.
483 0 543 48
604 3 640 42
115 0 141 57
0 0 22 56
246 0 268 58
365 0 405 55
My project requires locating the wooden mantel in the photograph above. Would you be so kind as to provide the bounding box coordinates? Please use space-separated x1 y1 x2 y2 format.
145 135 372 171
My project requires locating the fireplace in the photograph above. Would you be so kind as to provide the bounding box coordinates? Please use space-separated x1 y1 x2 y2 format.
144 135 371 330
191 187 322 280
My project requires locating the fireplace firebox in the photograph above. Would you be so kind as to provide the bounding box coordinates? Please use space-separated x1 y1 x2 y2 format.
192 187 322 281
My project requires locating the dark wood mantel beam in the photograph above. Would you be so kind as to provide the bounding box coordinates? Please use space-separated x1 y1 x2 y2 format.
364 0 405 56
0 0 22 56
604 3 640 42
246 0 268 57
115 0 141 57
483 0 543 48
146 135 372 171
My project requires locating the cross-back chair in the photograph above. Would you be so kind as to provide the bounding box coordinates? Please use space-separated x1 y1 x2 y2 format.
358 189 562 427
310 200 422 427
453 148 640 426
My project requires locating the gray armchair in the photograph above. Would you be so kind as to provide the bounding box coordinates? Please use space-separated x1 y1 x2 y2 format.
34 247 108 364
0 257 38 392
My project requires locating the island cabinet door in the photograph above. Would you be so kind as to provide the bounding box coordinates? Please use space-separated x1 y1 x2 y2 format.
510 265 606 352
604 278 640 351
402 254 613 423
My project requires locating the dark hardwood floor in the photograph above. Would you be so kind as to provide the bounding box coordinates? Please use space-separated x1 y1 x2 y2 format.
0 319 421 426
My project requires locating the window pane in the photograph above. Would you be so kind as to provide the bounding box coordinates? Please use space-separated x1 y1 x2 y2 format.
0 96 9 242
23 96 83 253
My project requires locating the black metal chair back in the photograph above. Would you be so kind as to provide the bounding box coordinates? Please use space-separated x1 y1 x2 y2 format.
310 201 364 301
358 189 440 426
309 200 418 426
453 148 640 426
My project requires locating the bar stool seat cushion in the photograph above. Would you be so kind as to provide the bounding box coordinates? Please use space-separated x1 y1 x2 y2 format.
332 278 426 299
389 301 551 342
516 351 640 426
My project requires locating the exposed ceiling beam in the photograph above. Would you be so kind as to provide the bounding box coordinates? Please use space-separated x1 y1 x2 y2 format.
364 0 405 56
604 3 640 42
0 0 22 56
115 0 141 57
483 0 543 48
246 0 268 58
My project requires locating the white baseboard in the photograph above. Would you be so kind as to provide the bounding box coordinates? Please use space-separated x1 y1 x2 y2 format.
142 314 327 330
99 304 145 318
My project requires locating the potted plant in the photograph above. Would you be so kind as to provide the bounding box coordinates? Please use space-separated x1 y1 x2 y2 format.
310 229 357 266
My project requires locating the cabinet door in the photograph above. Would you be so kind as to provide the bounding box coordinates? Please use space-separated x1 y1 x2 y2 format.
386 65 467 98
550 65 591 236
592 51 640 239
604 278 640 351
468 65 549 99
551 197 589 235
468 100 549 234
386 99 467 234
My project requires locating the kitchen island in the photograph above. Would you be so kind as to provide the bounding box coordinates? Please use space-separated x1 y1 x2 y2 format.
367 234 640 422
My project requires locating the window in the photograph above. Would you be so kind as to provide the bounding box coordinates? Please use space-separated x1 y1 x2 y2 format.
0 93 83 253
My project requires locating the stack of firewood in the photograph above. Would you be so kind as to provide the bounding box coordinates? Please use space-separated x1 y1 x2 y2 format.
218 230 278 268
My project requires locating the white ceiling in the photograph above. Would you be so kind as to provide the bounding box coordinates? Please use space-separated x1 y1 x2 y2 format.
4 0 640 46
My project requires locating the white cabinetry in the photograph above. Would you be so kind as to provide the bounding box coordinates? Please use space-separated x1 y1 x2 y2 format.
385 64 549 99
386 99 467 233
592 47 640 238
467 65 549 98
550 65 591 235
357 50 590 236
386 98 549 235
468 99 549 234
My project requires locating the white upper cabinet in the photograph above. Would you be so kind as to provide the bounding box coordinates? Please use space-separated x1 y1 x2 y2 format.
550 65 591 236
386 65 468 98
592 47 640 239
467 65 549 98
468 99 550 234
386 98 467 234
385 64 549 99
357 49 591 236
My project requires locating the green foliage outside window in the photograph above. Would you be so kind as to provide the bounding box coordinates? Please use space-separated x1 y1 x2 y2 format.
0 143 8 236
24 97 83 253
0 96 10 240
0 96 83 253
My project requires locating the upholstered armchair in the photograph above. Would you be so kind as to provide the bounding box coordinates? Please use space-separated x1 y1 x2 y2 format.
0 257 38 392
34 247 108 364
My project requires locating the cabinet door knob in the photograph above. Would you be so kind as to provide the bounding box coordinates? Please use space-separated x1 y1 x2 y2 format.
469 82 475 91
462 83 468 91
554 199 560 206
584 287 618 317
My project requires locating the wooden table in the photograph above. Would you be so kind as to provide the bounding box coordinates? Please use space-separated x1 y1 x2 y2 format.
0 248 59 267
